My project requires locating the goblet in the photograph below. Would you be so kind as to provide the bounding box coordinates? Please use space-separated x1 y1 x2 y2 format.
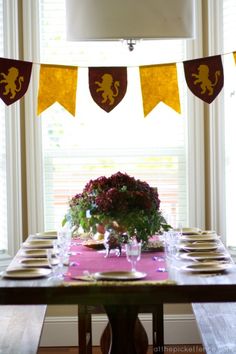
126 239 142 272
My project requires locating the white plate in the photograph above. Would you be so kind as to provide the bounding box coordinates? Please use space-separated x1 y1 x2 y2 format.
180 251 229 261
180 242 219 252
19 258 58 268
180 235 219 242
3 268 51 279
23 240 54 249
93 271 147 281
182 262 231 273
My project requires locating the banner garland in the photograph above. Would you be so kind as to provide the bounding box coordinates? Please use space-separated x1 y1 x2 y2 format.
0 51 235 116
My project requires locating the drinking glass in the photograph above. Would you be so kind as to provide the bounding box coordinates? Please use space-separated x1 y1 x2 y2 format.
126 239 142 272
164 230 181 261
46 240 65 280
57 227 72 263
54 241 66 279
47 248 58 278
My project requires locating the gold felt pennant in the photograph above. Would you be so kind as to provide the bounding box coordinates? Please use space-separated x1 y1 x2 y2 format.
37 64 78 116
139 64 181 117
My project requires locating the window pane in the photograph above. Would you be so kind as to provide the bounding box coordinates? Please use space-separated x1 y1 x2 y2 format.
39 0 189 230
222 0 236 246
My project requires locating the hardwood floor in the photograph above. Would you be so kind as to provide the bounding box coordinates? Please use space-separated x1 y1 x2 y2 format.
38 345 205 354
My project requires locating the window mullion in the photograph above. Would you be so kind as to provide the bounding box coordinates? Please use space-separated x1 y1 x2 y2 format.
22 0 45 234
1 0 23 260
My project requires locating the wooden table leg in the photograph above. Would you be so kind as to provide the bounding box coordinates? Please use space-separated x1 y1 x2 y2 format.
152 305 164 354
78 305 92 354
102 305 148 354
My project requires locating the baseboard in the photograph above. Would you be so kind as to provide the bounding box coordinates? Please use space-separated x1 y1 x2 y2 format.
40 313 202 347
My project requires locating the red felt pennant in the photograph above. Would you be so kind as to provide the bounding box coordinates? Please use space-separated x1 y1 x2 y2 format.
0 58 32 105
184 55 224 104
89 67 127 112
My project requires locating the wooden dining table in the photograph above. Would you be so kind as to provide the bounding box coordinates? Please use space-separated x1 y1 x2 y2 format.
1 236 236 354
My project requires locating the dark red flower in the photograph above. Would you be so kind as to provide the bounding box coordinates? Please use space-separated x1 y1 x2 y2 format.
65 172 167 241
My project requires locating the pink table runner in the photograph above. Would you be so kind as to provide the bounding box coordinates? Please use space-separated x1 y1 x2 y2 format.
64 239 169 282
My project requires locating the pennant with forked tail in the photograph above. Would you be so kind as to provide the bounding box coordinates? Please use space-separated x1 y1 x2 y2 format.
184 55 223 104
89 67 127 112
139 64 181 117
37 64 78 116
0 58 32 105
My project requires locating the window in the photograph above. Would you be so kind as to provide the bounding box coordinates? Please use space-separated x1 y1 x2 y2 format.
24 0 204 233
0 0 22 263
221 0 236 247
0 0 7 253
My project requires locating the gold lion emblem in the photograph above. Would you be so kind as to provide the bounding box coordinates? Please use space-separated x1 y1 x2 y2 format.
95 73 120 105
0 67 24 99
192 64 220 96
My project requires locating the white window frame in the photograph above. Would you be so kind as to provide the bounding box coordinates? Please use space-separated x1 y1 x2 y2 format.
206 0 227 243
0 0 23 267
23 0 205 234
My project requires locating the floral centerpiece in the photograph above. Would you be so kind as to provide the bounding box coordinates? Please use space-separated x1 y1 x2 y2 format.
62 172 170 244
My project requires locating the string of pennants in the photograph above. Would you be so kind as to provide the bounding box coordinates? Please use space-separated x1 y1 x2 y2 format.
0 53 235 117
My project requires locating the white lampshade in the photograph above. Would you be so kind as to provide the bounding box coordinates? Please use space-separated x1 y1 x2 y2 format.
66 0 195 41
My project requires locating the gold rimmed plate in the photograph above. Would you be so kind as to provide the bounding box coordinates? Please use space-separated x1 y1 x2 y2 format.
177 227 201 235
180 251 229 261
182 262 232 274
23 240 54 249
19 258 58 268
201 230 217 236
180 235 219 242
93 271 147 281
33 231 57 240
70 274 96 282
82 240 105 250
180 242 219 252
20 249 48 258
3 268 51 279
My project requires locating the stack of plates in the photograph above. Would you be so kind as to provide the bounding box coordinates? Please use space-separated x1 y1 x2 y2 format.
177 227 220 252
